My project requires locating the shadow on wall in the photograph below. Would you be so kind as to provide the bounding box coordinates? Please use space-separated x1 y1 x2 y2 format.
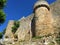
31 16 36 37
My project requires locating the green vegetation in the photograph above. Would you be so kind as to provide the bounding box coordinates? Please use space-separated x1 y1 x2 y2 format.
55 32 60 44
32 34 52 39
0 10 6 25
48 42 55 45
56 38 60 44
0 32 3 39
32 36 44 39
0 0 7 39
12 21 20 34
19 40 25 42
0 28 6 39
0 0 7 25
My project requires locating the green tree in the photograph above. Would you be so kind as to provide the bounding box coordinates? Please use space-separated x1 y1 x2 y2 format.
0 0 6 25
0 32 3 39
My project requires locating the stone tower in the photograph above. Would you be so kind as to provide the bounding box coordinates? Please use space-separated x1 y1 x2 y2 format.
34 0 54 37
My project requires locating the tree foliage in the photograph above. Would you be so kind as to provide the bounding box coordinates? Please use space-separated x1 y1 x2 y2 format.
0 32 3 39
0 10 6 25
12 21 20 34
0 0 6 25
0 0 7 9
0 28 6 39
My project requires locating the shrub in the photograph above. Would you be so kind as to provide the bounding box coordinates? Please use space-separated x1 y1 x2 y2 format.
0 32 3 39
32 36 44 39
0 0 7 9
12 21 20 34
55 32 60 44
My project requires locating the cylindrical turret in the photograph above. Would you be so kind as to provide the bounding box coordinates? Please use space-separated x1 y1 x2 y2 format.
33 0 54 37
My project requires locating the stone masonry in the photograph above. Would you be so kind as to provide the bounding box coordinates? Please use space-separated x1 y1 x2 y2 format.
34 1 54 37
3 0 60 45
4 20 14 43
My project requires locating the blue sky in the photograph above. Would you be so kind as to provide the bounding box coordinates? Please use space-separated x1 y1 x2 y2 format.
0 0 56 32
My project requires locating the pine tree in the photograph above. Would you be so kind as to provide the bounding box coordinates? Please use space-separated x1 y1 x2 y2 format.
0 0 7 39
0 0 6 25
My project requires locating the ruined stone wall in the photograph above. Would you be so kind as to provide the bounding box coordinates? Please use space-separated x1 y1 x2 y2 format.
4 20 14 41
15 14 34 41
50 0 60 16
